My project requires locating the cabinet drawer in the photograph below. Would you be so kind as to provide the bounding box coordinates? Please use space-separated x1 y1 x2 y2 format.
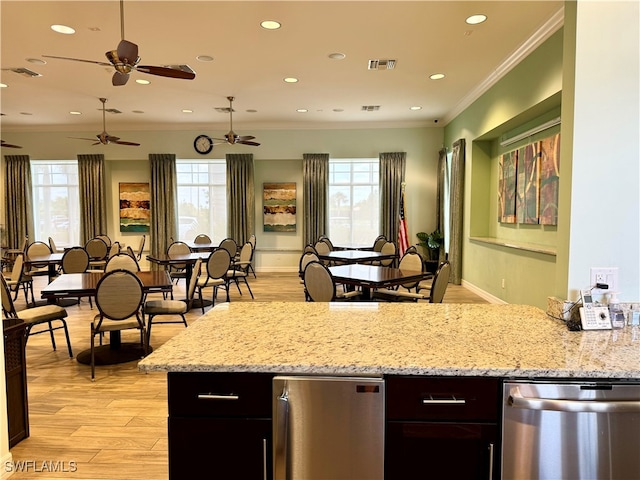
168 372 273 417
386 376 499 421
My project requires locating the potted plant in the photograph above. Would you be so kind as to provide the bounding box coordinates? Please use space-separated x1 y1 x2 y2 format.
416 230 444 261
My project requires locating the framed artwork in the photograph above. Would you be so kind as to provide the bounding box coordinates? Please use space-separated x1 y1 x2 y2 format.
516 142 541 224
119 182 150 232
263 182 296 232
498 150 517 223
539 133 560 225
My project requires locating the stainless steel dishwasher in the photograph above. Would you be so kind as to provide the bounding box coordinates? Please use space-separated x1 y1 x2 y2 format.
502 380 640 479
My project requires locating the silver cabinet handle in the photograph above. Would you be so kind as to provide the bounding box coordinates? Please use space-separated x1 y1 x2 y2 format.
488 443 494 480
508 389 640 413
263 438 268 480
422 395 466 405
274 388 289 480
196 393 239 400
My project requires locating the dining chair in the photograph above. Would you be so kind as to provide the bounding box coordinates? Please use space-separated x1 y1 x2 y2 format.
105 253 140 273
125 245 137 259
247 234 257 278
193 234 212 244
303 243 318 255
303 261 360 302
167 241 191 284
85 237 109 271
143 257 200 344
48 236 65 253
372 235 387 252
25 241 53 277
371 241 396 267
425 261 451 303
91 269 146 380
298 251 320 300
226 242 254 299
195 249 231 313
61 246 92 307
3 253 35 305
313 240 331 265
135 235 146 261
1 274 73 357
218 238 238 258
318 235 334 251
372 250 426 302
96 234 112 249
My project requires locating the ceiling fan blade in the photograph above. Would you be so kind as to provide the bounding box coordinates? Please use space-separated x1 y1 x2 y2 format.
1 140 22 148
42 55 111 67
236 135 256 141
112 71 130 86
112 140 141 146
117 39 139 64
135 65 196 79
68 137 101 142
238 140 261 146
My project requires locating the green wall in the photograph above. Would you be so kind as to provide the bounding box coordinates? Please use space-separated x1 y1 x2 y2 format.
444 30 564 309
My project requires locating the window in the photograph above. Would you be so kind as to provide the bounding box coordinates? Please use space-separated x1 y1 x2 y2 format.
176 160 227 243
328 158 379 247
31 160 80 248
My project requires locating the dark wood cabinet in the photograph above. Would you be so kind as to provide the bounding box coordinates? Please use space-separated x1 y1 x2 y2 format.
385 376 500 480
167 372 273 479
3 318 29 448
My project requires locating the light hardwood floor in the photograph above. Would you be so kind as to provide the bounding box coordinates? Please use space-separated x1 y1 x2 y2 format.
6 266 487 479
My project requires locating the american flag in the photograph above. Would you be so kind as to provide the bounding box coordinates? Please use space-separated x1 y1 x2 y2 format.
398 185 409 256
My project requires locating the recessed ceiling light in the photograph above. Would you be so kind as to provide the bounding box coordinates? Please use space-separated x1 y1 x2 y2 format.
196 55 214 62
410 106 422 111
328 52 346 60
466 14 487 25
0 83 7 88
51 24 75 34
283 77 298 83
261 20 281 30
430 73 445 80
136 79 150 85
296 109 308 113
69 111 82 115
182 109 193 114
26 58 47 65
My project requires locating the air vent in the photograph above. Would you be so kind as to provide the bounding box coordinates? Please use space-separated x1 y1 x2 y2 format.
367 59 396 70
215 107 234 113
10 67 42 78
361 105 381 112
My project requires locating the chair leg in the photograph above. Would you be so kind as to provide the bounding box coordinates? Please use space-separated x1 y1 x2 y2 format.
180 314 188 328
90 325 96 381
243 278 254 299
146 315 153 345
47 321 57 351
60 319 73 358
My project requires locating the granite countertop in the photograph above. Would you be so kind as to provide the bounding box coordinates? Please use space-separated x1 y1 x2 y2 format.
138 302 640 378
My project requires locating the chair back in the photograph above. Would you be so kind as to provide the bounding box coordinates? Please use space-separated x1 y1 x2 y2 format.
107 242 120 259
26 241 52 259
125 245 136 259
303 261 336 302
61 247 90 273
206 249 231 280
136 235 146 260
0 274 18 318
48 237 60 253
96 234 112 248
105 253 140 273
85 237 108 261
397 250 424 290
248 234 256 250
95 269 144 320
379 241 397 266
303 244 318 254
429 261 451 303
298 252 319 277
9 253 26 284
314 240 330 256
319 236 334 251
218 238 237 257
373 235 387 252
238 242 252 265
167 241 191 269
194 234 212 244
186 258 202 302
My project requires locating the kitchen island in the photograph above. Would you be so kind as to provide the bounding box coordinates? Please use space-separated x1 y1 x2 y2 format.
139 302 640 479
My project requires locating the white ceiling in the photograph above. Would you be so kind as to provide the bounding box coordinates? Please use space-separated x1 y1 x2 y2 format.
1 1 563 134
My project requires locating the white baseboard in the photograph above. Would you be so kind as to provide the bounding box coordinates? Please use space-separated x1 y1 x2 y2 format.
1 452 14 479
461 280 507 304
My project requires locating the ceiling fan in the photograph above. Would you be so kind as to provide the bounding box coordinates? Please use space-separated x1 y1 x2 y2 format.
69 98 140 146
43 0 195 86
1 140 22 149
212 97 260 146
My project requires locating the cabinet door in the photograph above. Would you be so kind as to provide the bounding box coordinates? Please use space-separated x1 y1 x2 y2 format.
385 421 497 480
169 417 271 479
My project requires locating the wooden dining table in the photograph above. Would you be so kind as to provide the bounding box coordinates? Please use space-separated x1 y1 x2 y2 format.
41 270 173 366
317 249 397 265
329 264 426 300
183 241 219 253
24 252 64 282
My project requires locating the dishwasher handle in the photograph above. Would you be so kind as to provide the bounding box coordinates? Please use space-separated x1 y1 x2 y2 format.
508 388 640 413
274 387 289 480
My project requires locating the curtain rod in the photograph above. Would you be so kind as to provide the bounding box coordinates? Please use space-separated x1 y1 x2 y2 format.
499 116 561 147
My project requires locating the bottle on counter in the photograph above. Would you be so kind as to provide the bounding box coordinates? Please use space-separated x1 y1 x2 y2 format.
608 292 625 329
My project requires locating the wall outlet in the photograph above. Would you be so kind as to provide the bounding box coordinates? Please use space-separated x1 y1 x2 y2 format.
590 267 618 293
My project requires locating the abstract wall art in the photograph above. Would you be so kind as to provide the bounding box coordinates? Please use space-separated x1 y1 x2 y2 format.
119 182 150 232
263 182 296 232
498 150 518 223
538 133 561 225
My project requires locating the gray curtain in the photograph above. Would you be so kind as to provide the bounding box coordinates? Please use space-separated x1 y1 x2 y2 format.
4 155 34 248
149 153 178 260
449 139 465 284
78 154 107 245
302 153 329 246
436 147 447 262
226 153 255 245
379 152 406 244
